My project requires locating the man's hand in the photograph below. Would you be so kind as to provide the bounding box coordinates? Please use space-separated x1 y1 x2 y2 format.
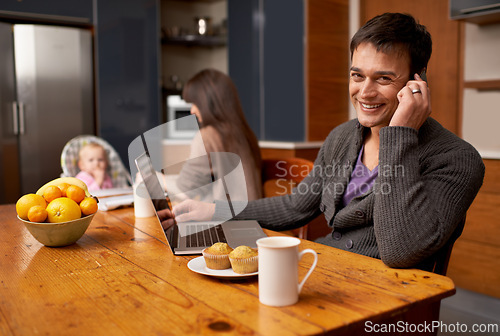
390 73 431 130
173 199 215 223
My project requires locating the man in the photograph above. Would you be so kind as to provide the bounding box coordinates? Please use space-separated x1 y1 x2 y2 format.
171 13 485 271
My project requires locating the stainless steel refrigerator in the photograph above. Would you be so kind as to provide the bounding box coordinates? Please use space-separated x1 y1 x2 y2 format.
0 23 94 204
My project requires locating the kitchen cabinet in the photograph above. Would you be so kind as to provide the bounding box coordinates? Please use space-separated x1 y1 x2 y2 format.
464 80 500 90
160 0 227 105
447 20 500 299
0 0 93 24
453 0 500 115
460 22 500 158
450 1 500 158
0 0 162 203
93 0 161 166
450 0 500 25
162 35 226 47
228 0 349 142
228 0 305 141
162 0 348 143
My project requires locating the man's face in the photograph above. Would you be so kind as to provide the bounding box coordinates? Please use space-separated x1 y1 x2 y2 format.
349 43 411 131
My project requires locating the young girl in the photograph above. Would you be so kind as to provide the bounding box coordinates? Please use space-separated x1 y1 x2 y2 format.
75 142 113 191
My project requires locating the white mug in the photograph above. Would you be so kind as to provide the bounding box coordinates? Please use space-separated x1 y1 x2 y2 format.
257 236 318 307
133 182 155 218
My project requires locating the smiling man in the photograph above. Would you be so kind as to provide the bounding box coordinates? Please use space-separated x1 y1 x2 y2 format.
172 13 485 271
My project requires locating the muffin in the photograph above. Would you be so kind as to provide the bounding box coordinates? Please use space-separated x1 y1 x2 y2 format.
202 242 233 270
229 246 259 274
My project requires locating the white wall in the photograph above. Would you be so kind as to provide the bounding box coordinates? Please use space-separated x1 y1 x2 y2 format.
462 22 500 158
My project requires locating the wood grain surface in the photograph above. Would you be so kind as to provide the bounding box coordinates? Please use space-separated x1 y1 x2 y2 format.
0 205 455 335
306 0 350 142
447 159 500 298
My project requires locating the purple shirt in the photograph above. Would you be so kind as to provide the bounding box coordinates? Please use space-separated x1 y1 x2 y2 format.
342 146 379 207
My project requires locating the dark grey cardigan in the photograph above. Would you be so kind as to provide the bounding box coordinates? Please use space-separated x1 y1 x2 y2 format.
215 118 485 269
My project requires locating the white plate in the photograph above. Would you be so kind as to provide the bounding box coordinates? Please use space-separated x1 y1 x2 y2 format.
187 256 258 279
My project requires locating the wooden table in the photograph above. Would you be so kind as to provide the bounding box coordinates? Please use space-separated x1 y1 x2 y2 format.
0 205 455 335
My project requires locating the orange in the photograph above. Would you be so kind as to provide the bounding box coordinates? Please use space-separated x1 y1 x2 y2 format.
80 197 98 216
66 185 86 204
58 182 71 197
43 185 62 203
16 194 47 220
27 205 48 223
46 197 81 223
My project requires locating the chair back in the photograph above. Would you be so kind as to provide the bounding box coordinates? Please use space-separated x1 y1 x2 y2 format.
261 157 315 239
431 216 467 276
262 158 314 196
60 135 132 188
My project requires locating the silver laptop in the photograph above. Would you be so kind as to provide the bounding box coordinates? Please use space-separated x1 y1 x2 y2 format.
135 152 266 255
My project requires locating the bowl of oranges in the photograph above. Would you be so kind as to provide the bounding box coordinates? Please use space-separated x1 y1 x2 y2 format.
16 177 98 247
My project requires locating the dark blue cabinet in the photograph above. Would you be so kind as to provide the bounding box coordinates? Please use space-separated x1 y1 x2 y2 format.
0 0 161 168
95 0 161 165
0 0 93 24
228 0 304 141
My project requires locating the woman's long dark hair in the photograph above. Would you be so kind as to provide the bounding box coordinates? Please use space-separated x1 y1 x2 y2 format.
182 69 261 170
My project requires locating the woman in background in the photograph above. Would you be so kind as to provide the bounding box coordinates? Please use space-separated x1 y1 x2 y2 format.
176 69 262 201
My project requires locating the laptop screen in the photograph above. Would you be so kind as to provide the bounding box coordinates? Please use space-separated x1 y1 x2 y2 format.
135 152 179 249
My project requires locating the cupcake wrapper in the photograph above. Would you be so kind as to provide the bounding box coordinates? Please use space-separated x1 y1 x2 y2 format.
229 255 258 274
202 250 231 270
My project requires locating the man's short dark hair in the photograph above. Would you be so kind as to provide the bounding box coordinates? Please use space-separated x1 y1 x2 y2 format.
350 13 432 78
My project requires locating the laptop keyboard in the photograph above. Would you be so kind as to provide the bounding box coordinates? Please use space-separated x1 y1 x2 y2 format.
186 224 227 248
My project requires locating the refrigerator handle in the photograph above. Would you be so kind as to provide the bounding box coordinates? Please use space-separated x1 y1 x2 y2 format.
18 102 25 135
12 102 19 135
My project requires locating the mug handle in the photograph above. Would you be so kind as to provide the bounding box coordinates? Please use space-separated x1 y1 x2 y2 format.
297 248 318 294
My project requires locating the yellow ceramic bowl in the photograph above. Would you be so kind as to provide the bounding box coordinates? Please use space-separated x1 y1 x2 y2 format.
18 213 95 247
